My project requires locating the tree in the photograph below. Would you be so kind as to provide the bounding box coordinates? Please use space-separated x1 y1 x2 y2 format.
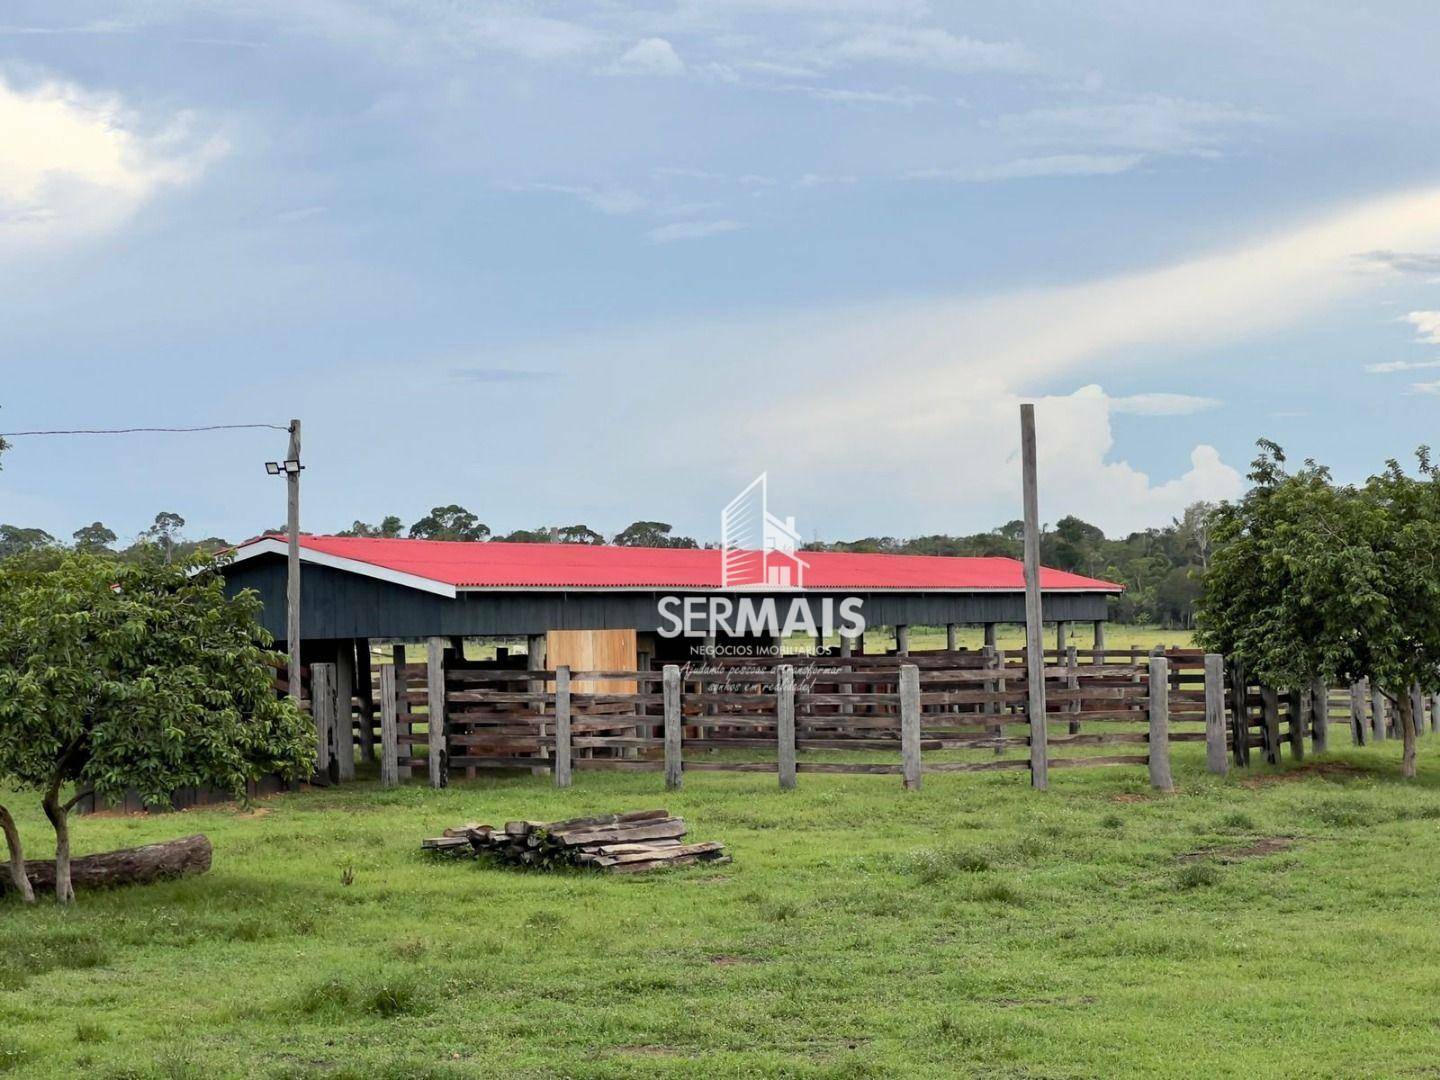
1197 441 1440 777
554 524 604 545
72 522 118 552
408 505 489 541
612 521 699 549
138 511 186 563
338 515 403 538
0 524 56 560
0 551 314 903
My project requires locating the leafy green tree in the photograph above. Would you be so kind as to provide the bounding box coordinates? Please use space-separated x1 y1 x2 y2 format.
138 511 186 563
0 551 314 903
338 515 404 538
0 525 56 560
408 505 489 541
72 522 118 551
612 521 699 549
554 524 604 545
1197 441 1440 777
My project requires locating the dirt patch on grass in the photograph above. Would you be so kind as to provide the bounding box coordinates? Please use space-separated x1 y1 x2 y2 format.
708 954 760 966
1239 761 1373 788
1178 837 1297 863
1109 793 1151 804
612 1045 683 1057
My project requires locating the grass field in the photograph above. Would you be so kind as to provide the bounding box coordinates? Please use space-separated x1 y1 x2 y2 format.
5 738 1439 1079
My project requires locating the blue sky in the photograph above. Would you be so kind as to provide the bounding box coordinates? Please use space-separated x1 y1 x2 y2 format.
4 1 1440 547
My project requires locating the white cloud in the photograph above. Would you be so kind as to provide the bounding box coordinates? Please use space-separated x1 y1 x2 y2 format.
1411 379 1440 396
1364 358 1440 374
803 85 931 108
1107 392 1221 416
1403 311 1440 344
1357 250 1440 274
991 97 1268 158
0 75 225 255
605 37 685 76
910 153 1143 182
646 219 745 243
827 25 1035 74
507 182 648 215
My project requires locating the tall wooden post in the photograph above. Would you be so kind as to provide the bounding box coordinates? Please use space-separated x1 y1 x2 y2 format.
1065 644 1080 734
311 662 334 779
1204 653 1227 775
1287 689 1305 762
895 624 910 656
1371 683 1387 742
1092 621 1106 666
1229 657 1250 767
899 664 922 791
528 634 549 774
1348 681 1367 746
839 634 854 716
1148 655 1173 791
777 663 797 790
554 666 572 789
663 664 682 791
426 637 447 788
1056 621 1069 655
1020 404 1048 789
1311 678 1329 754
945 624 958 652
285 419 302 703
333 642 355 782
1261 686 1281 764
379 663 399 787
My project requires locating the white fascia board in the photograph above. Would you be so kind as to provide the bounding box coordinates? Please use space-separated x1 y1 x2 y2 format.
227 538 457 598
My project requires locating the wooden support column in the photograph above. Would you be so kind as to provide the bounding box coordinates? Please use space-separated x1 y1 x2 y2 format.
1148 654 1173 791
1261 685 1281 765
663 664 682 791
1311 678 1329 754
553 666 572 789
1020 403 1048 789
1288 688 1305 762
777 663 796 790
945 624 958 652
528 636 548 768
392 644 410 776
990 646 1007 754
1229 658 1250 767
1204 653 1227 775
984 623 998 651
354 639 375 763
1055 621 1069 655
895 624 910 656
1065 644 1080 734
333 642 356 783
899 664 921 791
379 663 399 787
425 637 447 788
1092 621 1106 666
311 663 335 779
1371 683 1387 742
839 633 855 716
1348 681 1367 746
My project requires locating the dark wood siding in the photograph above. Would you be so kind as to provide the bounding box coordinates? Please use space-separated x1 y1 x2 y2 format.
223 554 1110 642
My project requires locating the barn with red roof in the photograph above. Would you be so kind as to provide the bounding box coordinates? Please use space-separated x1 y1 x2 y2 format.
222 535 1121 670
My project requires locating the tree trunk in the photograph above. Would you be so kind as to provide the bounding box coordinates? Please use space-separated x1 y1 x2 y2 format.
0 804 35 904
0 834 212 898
1398 689 1418 780
42 788 73 905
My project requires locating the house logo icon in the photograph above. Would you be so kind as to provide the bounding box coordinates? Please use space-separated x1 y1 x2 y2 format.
720 473 808 589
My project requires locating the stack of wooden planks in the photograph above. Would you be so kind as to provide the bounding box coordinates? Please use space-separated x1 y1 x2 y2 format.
421 808 729 874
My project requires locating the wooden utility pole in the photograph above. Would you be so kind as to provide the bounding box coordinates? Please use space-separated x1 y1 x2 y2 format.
1021 404 1048 789
286 419 302 703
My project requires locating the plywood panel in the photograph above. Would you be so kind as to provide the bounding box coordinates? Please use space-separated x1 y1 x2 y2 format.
547 629 637 694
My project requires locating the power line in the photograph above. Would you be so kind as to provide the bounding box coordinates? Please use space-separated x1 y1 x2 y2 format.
0 423 290 437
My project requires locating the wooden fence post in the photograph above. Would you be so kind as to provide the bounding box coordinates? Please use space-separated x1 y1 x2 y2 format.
1066 644 1081 735
777 663 796 790
554 665 572 789
355 640 375 763
663 664 682 791
311 662 334 779
1287 689 1305 762
900 664 921 791
426 636 447 788
1310 678 1329 755
1349 681 1367 746
1261 685 1281 764
1204 653 1227 775
333 643 355 782
1148 655 1173 791
1020 403 1048 790
1371 683 1387 742
1228 657 1250 767
379 663 399 787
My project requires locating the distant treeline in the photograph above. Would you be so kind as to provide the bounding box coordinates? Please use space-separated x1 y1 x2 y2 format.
0 502 1215 628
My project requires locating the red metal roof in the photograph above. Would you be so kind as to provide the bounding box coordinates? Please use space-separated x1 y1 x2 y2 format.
250 535 1121 592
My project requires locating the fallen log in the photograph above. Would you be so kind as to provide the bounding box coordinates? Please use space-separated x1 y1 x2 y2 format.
0 834 212 896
